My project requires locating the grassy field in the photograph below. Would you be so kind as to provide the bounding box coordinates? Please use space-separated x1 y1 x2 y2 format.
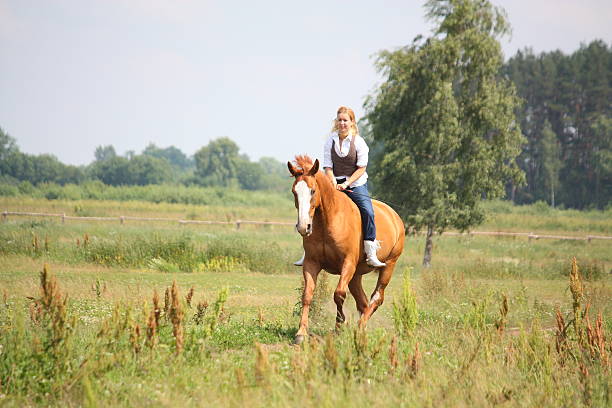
0 196 611 407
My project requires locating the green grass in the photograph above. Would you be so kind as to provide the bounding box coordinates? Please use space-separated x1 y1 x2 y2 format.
0 197 611 406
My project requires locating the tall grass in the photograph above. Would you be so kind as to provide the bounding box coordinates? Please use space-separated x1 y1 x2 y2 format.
0 225 298 274
0 260 609 406
0 195 610 405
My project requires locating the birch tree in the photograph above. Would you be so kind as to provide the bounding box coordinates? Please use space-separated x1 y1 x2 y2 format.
366 0 525 267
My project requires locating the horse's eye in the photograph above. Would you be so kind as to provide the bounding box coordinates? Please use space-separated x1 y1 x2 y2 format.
310 189 315 195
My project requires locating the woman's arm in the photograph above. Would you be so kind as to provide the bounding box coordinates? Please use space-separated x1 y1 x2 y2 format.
337 166 366 191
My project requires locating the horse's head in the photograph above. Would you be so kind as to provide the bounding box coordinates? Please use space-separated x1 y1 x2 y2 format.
287 156 320 237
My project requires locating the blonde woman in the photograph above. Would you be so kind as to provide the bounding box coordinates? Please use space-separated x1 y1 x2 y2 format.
295 106 385 268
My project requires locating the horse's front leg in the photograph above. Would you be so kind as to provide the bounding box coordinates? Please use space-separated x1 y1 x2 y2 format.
334 260 357 328
295 261 321 345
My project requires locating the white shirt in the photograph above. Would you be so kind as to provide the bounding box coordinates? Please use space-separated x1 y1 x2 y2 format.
322 132 369 187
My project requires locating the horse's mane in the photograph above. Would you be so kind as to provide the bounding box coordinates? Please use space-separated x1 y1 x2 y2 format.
293 155 315 173
293 154 342 205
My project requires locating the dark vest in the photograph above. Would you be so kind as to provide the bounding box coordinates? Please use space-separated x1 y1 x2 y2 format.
331 135 358 177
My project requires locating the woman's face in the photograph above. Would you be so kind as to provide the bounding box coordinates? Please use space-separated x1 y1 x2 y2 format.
337 112 353 135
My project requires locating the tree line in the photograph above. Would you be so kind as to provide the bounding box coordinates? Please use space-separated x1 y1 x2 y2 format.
503 40 611 209
0 132 290 192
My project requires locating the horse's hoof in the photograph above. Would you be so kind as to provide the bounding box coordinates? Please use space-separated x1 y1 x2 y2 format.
294 335 305 345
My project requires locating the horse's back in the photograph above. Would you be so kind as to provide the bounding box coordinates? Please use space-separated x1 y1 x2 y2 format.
372 200 405 262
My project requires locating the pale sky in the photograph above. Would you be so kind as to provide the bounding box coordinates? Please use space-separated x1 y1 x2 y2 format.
1 0 610 166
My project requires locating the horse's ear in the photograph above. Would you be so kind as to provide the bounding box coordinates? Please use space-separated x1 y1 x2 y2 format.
308 159 319 176
287 161 300 177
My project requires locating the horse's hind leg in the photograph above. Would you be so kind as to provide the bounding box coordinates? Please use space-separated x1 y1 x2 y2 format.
348 274 368 317
359 261 396 328
334 261 357 328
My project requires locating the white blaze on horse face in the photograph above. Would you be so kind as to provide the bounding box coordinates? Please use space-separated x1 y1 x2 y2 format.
294 180 312 234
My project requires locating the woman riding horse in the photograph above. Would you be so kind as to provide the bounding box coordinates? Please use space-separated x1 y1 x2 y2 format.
288 106 405 344
294 106 385 268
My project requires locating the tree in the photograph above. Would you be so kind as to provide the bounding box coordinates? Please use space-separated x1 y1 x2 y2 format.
143 143 193 170
126 155 173 185
94 145 117 162
590 114 612 208
0 127 19 177
0 127 18 159
366 0 524 267
539 120 561 207
236 158 266 190
88 156 130 185
193 137 240 187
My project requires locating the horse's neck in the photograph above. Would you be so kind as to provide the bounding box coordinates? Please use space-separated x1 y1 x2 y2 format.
314 172 340 226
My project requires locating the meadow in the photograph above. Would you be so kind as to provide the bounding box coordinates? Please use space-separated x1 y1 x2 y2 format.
0 194 610 407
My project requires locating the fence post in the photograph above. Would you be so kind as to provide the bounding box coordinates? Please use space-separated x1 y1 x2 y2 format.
2 211 7 223
236 220 241 230
120 216 125 225
62 213 65 224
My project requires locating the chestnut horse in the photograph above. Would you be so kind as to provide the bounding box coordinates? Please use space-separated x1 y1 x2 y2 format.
288 155 405 344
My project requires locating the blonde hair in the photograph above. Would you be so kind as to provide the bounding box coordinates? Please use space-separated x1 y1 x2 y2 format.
331 106 359 136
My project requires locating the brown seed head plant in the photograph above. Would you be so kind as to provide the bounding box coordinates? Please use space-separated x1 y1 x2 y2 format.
130 323 141 354
323 333 339 374
569 257 584 342
255 342 270 386
389 335 399 372
409 342 421 378
258 308 265 326
235 367 246 390
353 326 368 358
152 289 161 328
585 309 609 369
169 281 184 353
495 293 509 336
31 232 39 253
29 301 43 324
38 264 75 360
185 286 194 308
146 309 157 349
578 363 592 406
193 300 209 325
555 306 568 361
164 287 170 320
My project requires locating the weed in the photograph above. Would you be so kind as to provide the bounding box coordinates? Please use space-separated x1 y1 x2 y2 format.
254 343 270 386
185 286 194 308
392 268 419 337
293 272 331 329
193 301 209 325
169 281 184 353
495 293 509 335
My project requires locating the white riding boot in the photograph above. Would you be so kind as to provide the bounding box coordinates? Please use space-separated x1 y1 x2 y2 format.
364 240 386 268
293 251 305 266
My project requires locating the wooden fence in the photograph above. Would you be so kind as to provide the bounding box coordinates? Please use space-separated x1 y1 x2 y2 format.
1 210 293 230
2 210 612 242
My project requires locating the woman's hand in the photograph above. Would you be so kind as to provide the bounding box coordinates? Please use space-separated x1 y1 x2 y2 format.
336 182 349 191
